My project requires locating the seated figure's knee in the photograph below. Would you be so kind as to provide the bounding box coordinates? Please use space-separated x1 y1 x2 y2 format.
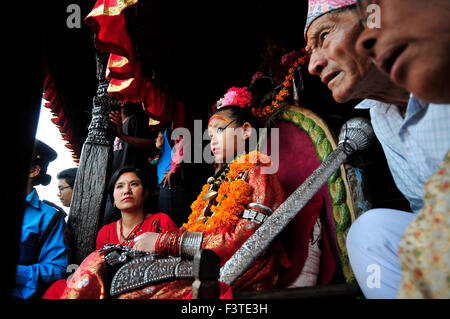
347 209 386 252
346 209 415 299
347 208 415 259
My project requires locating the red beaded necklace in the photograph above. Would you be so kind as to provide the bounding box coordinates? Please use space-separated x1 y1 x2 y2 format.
119 215 146 246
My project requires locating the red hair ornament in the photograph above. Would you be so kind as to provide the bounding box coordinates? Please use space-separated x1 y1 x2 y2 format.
214 87 252 112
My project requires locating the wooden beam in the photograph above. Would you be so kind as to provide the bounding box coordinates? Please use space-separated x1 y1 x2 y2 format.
68 52 121 265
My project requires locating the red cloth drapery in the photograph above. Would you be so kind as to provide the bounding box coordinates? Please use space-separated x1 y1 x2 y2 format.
85 0 188 127
43 65 81 163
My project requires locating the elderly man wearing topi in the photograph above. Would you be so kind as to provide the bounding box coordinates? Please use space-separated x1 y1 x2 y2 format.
354 0 450 298
304 0 450 298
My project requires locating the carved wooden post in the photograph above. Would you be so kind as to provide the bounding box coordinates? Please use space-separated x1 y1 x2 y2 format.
68 52 121 265
192 250 220 299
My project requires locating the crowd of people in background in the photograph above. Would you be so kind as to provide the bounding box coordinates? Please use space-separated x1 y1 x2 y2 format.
14 0 449 299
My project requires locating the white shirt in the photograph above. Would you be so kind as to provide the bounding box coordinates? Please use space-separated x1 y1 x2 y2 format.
356 96 450 213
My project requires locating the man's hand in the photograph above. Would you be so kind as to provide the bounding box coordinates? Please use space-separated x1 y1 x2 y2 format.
133 232 159 253
109 111 123 137
161 171 173 188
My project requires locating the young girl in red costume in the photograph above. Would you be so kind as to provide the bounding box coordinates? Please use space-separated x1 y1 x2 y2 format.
45 87 289 299
129 86 290 298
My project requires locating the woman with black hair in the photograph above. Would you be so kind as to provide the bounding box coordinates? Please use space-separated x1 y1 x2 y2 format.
104 102 155 225
95 167 177 249
43 167 177 299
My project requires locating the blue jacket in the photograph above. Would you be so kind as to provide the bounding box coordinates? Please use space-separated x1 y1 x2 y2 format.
13 189 69 299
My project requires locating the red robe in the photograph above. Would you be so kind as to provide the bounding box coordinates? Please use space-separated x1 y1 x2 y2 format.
95 212 177 249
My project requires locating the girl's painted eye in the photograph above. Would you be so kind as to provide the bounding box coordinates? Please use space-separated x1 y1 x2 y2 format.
212 119 235 135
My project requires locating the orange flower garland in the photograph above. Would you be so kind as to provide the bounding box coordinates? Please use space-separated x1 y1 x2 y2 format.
183 151 271 232
252 48 308 119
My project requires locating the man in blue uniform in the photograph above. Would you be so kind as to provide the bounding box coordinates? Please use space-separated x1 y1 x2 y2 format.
13 139 69 299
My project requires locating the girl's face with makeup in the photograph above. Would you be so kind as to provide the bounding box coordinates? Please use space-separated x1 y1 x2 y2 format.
208 110 247 164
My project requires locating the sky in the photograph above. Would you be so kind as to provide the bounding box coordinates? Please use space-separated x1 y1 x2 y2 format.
35 99 78 214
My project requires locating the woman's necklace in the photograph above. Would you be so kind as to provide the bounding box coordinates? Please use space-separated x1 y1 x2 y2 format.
120 216 146 246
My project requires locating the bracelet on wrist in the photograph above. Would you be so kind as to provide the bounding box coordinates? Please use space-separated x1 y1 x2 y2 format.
179 231 204 260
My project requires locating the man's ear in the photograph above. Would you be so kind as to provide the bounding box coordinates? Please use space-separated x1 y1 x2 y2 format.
29 165 41 179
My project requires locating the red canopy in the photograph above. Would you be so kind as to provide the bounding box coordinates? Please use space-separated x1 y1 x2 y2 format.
43 65 81 163
85 0 189 128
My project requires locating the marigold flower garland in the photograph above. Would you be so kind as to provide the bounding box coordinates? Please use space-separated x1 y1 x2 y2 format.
183 151 271 232
252 48 308 119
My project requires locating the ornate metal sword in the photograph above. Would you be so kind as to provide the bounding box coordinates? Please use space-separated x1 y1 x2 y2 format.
219 117 375 285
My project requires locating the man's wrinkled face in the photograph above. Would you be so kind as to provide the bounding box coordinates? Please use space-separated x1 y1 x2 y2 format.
306 9 373 103
356 0 450 103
